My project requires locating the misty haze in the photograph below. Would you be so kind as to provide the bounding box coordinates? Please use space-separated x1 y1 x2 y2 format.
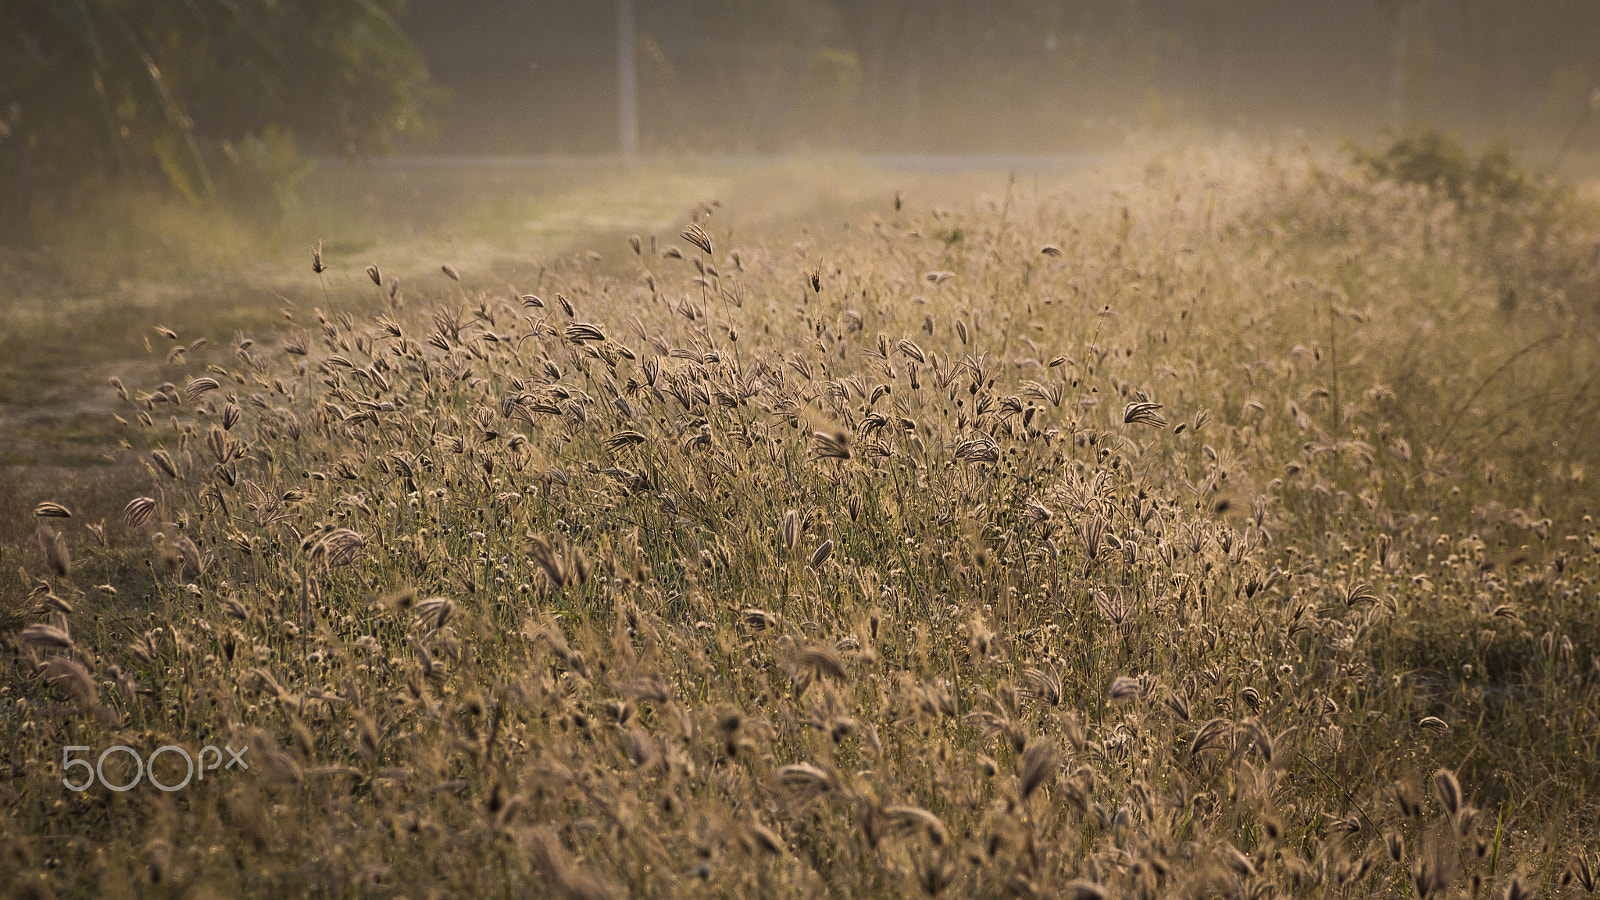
3 2 1600 897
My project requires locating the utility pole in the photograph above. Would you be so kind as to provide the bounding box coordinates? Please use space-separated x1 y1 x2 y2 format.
618 0 640 161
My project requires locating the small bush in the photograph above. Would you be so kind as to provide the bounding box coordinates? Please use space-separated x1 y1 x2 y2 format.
1353 126 1533 204
1345 127 1600 318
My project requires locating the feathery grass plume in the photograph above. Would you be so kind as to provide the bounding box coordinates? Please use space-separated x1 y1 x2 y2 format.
441 263 461 281
1433 768 1462 818
967 611 994 658
809 539 834 568
1018 738 1058 800
1575 852 1597 892
1161 690 1192 721
185 376 220 401
884 805 949 846
38 656 99 714
37 526 70 577
680 223 713 255
309 528 366 567
526 533 569 587
1022 667 1062 705
244 667 286 700
742 608 779 631
1222 844 1258 879
19 623 73 650
627 234 642 255
777 762 838 804
311 241 327 274
1239 686 1262 712
173 535 203 576
621 727 656 767
1190 717 1232 757
1418 715 1449 733
151 448 179 479
205 425 231 464
1091 586 1126 624
953 435 1000 463
603 430 647 452
781 509 800 551
1109 675 1144 703
22 136 1600 894
795 644 846 681
1123 400 1167 427
1394 779 1425 817
897 338 927 364
747 822 784 855
1081 519 1109 563
618 676 672 705
811 430 851 460
366 264 382 286
1453 804 1479 838
1239 718 1274 763
413 597 457 631
33 501 72 518
1411 831 1458 899
251 742 305 787
223 594 249 620
564 323 606 343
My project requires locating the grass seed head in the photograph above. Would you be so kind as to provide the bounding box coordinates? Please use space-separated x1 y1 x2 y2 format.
36 526 70 577
1018 738 1058 801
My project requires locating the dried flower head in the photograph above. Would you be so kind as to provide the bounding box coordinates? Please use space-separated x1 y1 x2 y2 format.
123 497 158 529
681 223 714 255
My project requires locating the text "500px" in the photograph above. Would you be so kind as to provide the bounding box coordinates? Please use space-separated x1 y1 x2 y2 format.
63 744 249 792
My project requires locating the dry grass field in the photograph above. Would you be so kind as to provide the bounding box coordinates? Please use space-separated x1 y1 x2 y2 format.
4 139 1600 899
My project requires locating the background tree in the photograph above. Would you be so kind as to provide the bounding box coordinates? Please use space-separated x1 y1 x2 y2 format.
0 0 438 233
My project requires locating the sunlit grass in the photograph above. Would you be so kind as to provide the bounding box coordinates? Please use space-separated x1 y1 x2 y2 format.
4 141 1600 898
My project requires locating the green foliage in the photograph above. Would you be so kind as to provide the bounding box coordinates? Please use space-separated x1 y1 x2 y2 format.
219 125 320 220
1346 128 1600 317
0 0 438 230
1353 127 1533 204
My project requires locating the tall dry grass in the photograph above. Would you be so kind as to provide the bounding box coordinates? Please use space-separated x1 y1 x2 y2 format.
4 141 1600 898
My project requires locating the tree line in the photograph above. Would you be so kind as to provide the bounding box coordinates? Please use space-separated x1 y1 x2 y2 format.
0 0 437 232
